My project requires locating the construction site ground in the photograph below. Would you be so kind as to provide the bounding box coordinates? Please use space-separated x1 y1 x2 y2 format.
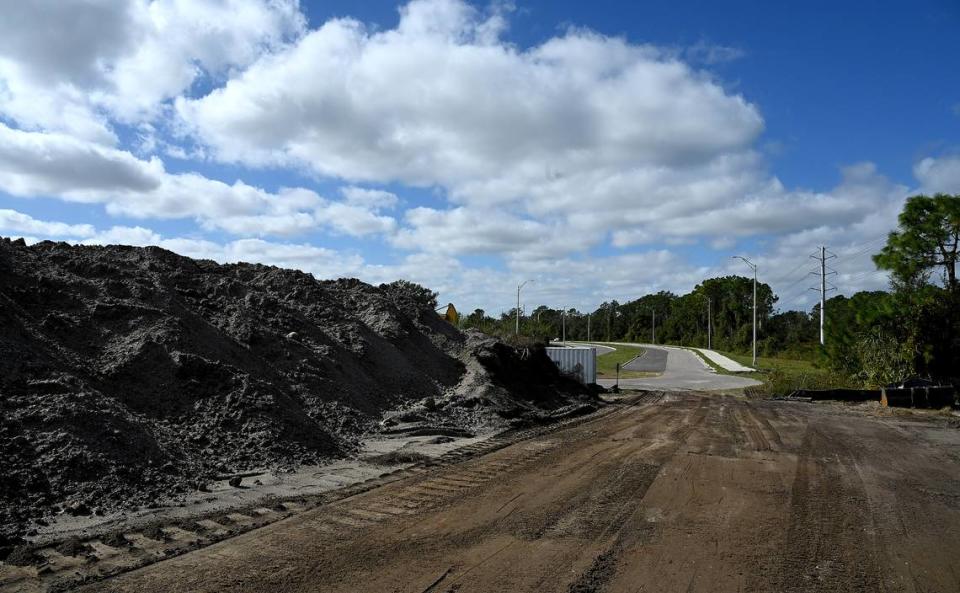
24 391 955 593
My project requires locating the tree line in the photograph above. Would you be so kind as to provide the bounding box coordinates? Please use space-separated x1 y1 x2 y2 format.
462 276 799 356
461 193 960 385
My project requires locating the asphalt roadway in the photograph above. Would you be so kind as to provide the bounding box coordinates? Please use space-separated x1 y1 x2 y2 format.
622 347 668 372
599 344 761 391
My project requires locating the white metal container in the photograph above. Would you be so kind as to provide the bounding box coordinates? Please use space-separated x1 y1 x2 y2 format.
545 346 597 385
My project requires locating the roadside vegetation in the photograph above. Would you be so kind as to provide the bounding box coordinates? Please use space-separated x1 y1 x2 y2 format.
716 351 853 398
462 193 960 394
591 344 648 379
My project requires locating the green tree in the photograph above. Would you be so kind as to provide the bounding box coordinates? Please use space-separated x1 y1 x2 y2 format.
692 276 775 352
874 193 960 290
823 292 899 376
871 193 960 378
463 308 496 333
380 280 438 315
853 327 916 387
762 310 817 356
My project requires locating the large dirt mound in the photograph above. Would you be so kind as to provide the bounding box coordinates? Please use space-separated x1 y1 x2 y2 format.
0 238 593 545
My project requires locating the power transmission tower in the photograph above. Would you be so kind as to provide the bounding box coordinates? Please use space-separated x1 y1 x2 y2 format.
810 246 837 345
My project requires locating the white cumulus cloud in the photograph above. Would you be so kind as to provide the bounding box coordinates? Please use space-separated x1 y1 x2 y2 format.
0 123 400 240
176 0 763 199
0 0 305 142
0 0 950 313
0 209 95 238
914 155 960 194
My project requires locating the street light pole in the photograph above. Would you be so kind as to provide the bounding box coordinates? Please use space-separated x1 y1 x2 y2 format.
732 256 757 367
562 308 566 345
706 296 712 350
516 280 531 336
695 293 712 349
648 308 656 344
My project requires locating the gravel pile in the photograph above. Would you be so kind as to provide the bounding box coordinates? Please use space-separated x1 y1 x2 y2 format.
0 238 593 549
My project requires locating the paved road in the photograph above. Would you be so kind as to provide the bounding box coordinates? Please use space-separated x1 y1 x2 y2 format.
600 344 761 391
80 393 960 593
588 343 615 355
551 342 615 356
695 348 754 372
622 347 667 372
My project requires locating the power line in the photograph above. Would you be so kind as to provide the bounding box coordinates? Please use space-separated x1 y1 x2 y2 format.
841 269 888 285
844 235 887 258
767 237 881 288
766 257 814 287
775 271 816 303
831 236 887 274
780 254 888 309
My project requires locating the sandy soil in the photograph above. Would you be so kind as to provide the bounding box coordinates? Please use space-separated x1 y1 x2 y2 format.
0 239 593 543
21 428 497 547
34 392 958 593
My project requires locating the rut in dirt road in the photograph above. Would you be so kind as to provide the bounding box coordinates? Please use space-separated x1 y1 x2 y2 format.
776 426 883 592
70 393 960 593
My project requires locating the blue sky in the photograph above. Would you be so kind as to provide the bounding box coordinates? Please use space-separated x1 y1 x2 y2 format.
0 0 958 314
304 0 960 187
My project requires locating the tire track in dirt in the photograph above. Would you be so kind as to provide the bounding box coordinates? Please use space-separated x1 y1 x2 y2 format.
54 393 960 593
71 394 681 593
555 395 712 592
747 403 785 450
384 394 683 592
737 406 772 452
829 414 960 593
775 424 883 593
2 398 643 593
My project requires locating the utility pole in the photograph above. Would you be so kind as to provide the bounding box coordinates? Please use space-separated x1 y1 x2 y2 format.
733 256 757 367
707 297 712 350
516 280 531 336
611 302 617 341
562 308 566 345
607 303 615 341
650 308 656 344
810 247 836 346
587 313 591 342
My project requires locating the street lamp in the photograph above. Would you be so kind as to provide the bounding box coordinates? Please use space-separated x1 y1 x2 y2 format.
698 293 712 350
732 256 757 367
707 297 712 350
516 280 532 336
561 307 566 345
646 306 656 344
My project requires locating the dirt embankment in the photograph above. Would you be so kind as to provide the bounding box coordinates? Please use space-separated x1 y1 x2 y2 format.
0 238 594 549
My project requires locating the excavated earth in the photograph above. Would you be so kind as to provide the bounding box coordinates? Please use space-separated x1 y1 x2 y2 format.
0 238 595 553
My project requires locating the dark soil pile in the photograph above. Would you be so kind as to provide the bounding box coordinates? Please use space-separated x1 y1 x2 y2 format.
0 238 593 548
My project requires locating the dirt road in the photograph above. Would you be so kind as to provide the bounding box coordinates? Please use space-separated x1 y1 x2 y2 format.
84 393 960 593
